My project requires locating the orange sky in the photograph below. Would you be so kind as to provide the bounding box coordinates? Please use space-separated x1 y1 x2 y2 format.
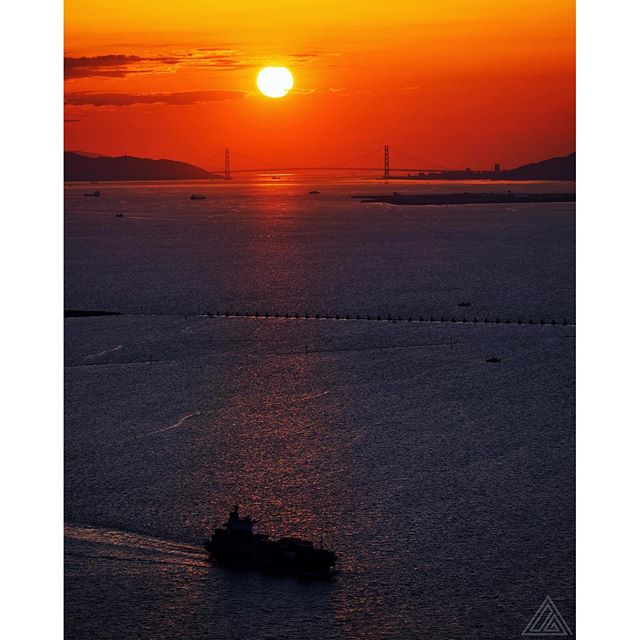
64 0 575 172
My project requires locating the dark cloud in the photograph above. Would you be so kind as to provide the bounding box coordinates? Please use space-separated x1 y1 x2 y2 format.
64 47 320 80
64 55 147 79
290 52 318 62
64 49 248 80
64 90 246 106
189 48 249 68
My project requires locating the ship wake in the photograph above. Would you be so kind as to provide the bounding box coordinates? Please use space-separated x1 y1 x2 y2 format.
64 523 209 569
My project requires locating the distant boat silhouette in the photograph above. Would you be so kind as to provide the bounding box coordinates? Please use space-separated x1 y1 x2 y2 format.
190 194 206 200
308 190 320 195
115 212 124 218
486 357 501 363
83 191 100 197
458 301 471 307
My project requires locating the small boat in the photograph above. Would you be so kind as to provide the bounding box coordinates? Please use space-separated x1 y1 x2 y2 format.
190 194 206 200
83 191 100 197
485 357 501 363
204 505 337 578
115 213 124 218
308 190 320 195
458 301 472 307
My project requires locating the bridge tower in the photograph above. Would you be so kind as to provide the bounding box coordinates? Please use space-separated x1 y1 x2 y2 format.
224 148 231 180
383 145 390 179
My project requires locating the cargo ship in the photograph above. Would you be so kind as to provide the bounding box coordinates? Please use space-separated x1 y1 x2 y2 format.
204 506 338 578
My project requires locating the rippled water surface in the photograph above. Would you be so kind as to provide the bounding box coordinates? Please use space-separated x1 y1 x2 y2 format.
65 177 575 639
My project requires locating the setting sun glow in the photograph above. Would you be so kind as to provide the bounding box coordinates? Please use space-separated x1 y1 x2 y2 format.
257 67 294 99
64 0 575 168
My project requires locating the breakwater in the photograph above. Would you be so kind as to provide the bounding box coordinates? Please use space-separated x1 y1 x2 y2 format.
352 192 576 206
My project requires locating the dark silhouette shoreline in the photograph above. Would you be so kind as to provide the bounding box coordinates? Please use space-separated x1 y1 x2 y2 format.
391 153 575 181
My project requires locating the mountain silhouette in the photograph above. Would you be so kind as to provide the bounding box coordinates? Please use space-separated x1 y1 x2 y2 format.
502 152 575 180
64 152 222 181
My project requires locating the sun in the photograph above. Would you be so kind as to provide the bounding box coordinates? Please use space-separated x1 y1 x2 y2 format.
257 67 294 99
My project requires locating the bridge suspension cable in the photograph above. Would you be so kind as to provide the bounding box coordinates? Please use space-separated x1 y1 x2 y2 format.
232 149 274 167
389 146 457 172
197 149 225 165
323 147 384 168
228 147 385 171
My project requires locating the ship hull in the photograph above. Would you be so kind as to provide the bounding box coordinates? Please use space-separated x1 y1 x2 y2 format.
203 540 337 579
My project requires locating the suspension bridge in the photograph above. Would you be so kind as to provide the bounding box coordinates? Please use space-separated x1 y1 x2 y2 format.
200 145 467 179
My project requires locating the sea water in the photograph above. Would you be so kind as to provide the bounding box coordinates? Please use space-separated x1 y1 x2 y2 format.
65 176 575 639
